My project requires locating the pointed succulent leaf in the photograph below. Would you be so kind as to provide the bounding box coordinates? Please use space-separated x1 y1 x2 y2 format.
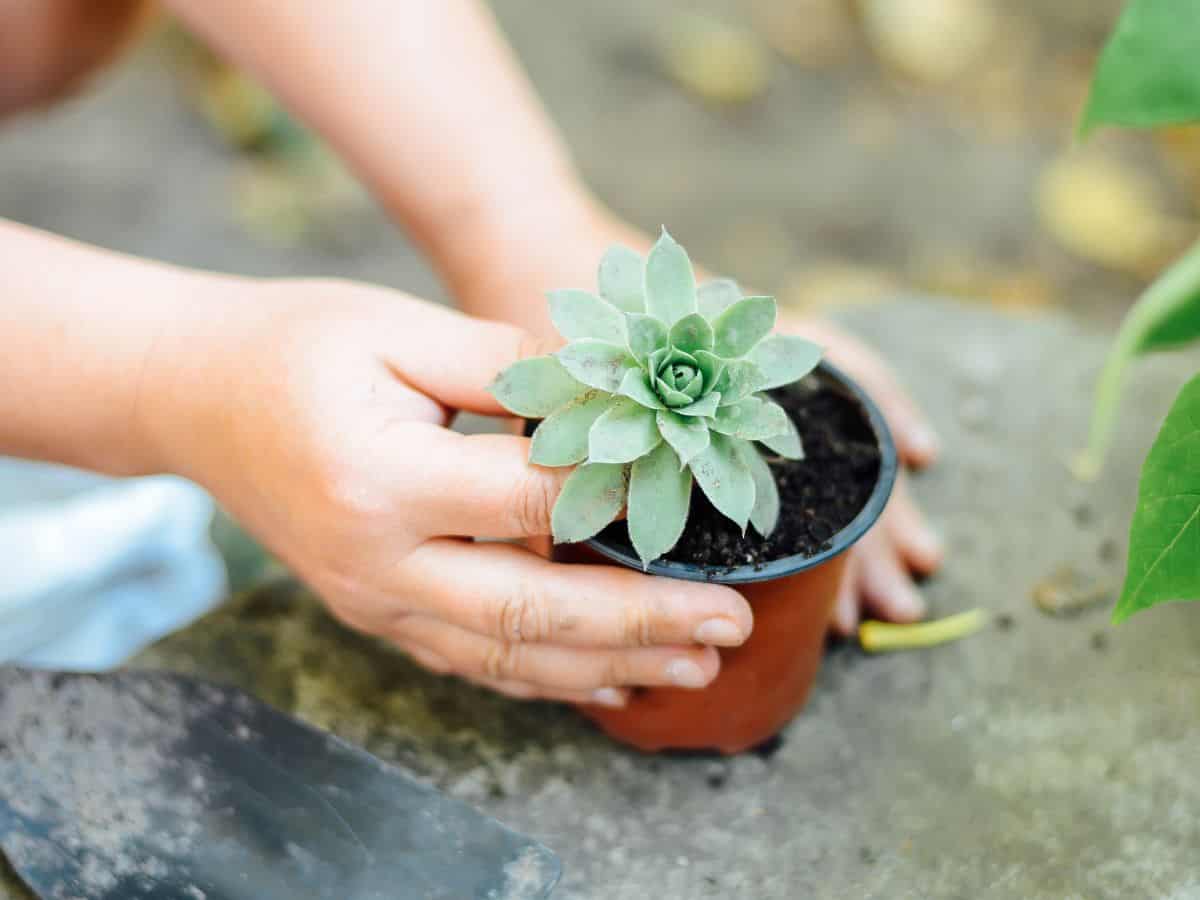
748 334 823 391
548 290 626 344
529 391 612 467
551 463 629 544
648 346 670 374
628 442 693 567
680 371 705 400
617 368 665 409
644 228 697 325
694 350 726 394
488 355 587 417
690 432 755 532
709 396 791 441
731 438 780 537
697 278 742 320
626 313 668 363
760 414 805 460
676 392 721 418
714 359 767 405
712 296 777 359
657 381 696 408
657 409 710 467
588 398 662 464
669 313 714 355
556 340 635 392
597 245 645 313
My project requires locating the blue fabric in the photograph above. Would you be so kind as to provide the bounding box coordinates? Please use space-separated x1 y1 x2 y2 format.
0 460 226 671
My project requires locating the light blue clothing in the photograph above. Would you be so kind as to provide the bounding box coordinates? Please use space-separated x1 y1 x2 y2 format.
0 459 226 671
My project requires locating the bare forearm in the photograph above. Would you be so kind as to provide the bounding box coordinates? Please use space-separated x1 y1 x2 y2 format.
164 0 596 308
0 220 229 475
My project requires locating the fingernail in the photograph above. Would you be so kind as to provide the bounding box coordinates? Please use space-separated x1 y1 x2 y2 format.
666 658 709 688
693 618 745 646
909 425 940 460
899 586 927 621
914 529 944 563
591 687 626 708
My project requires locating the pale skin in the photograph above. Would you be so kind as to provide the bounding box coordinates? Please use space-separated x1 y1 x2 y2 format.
0 0 942 705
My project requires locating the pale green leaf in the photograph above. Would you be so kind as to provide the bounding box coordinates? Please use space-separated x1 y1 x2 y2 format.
714 358 767 405
556 340 635 392
655 380 695 409
1114 372 1200 622
1079 0 1200 137
748 334 824 391
644 228 697 325
709 396 791 441
628 442 693 567
694 350 726 394
669 313 714 355
618 368 665 409
597 245 645 313
760 413 805 460
1082 238 1200 475
551 463 629 544
689 432 755 532
680 371 705 400
733 438 780 537
488 355 587 418
657 409 711 467
548 290 626 344
676 392 721 418
588 397 662 463
712 296 777 359
529 390 612 467
626 313 668 362
697 278 742 320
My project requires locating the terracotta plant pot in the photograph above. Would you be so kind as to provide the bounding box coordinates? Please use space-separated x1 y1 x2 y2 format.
552 362 897 754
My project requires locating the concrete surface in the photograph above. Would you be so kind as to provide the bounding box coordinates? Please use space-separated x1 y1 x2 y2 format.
8 300 1200 899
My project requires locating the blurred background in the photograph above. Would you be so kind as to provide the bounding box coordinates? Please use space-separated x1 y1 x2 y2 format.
2 0 1198 330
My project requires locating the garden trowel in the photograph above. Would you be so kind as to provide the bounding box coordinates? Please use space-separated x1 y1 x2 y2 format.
0 667 560 899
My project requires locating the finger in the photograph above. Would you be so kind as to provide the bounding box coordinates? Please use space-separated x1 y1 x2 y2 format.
391 637 628 705
396 539 753 649
830 552 860 637
796 321 939 469
466 677 629 708
884 477 944 576
379 299 554 416
857 535 927 624
398 428 571 539
389 615 721 691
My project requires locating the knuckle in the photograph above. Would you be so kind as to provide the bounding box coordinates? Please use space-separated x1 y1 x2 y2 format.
481 641 523 681
508 472 556 537
619 596 659 647
495 578 553 643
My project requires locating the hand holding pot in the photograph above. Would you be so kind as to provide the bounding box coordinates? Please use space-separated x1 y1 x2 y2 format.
146 280 753 707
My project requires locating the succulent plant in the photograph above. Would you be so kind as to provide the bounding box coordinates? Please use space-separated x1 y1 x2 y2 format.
489 229 823 567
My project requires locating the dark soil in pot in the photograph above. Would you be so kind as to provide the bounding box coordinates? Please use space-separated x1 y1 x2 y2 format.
592 371 882 572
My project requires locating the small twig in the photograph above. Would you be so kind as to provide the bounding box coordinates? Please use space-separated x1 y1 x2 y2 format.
859 609 989 653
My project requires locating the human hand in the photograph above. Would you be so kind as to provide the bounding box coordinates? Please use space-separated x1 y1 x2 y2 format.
144 280 753 706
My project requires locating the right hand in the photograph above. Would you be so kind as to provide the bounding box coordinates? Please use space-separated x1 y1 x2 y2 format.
144 279 753 707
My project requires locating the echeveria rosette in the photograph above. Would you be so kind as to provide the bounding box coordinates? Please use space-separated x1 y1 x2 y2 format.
488 228 823 567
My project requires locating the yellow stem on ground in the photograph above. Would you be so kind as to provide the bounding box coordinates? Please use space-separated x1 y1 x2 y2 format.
859 609 989 653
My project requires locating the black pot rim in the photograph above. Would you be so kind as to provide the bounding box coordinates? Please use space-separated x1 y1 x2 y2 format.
582 360 899 585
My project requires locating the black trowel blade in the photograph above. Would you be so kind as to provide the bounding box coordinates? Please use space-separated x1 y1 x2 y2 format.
0 667 560 899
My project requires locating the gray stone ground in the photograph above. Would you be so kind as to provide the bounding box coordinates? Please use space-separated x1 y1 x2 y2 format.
4 7 1200 898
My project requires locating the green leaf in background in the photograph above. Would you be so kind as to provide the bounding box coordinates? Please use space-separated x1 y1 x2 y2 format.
1080 238 1200 477
1114 372 1200 622
1079 0 1200 137
628 442 693 568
